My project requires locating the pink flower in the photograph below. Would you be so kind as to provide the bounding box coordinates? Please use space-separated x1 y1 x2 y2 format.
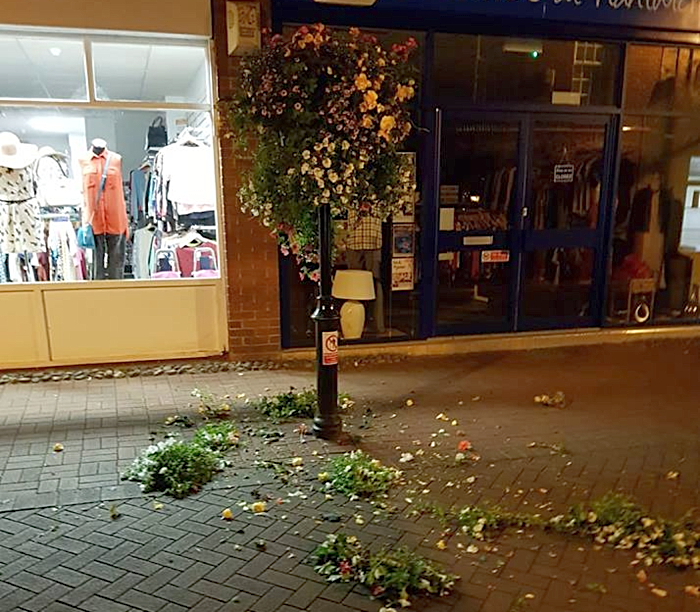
339 560 353 576
309 270 320 283
458 440 472 452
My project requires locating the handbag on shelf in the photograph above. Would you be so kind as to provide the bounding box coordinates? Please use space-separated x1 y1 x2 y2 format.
147 116 168 150
77 154 111 250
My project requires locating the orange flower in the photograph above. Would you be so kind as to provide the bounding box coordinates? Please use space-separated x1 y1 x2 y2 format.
457 440 472 452
361 115 373 128
379 115 397 140
354 73 371 91
363 90 378 110
396 84 415 102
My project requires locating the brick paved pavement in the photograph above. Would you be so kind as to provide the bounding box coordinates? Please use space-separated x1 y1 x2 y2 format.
0 339 699 612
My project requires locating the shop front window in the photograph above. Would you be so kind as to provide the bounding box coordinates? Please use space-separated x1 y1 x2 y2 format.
433 34 620 107
0 34 218 284
608 114 700 325
624 44 700 112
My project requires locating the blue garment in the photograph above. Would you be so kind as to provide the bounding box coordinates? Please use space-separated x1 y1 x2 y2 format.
129 168 148 219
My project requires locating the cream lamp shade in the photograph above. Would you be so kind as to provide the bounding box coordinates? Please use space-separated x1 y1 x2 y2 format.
332 270 375 340
332 270 375 300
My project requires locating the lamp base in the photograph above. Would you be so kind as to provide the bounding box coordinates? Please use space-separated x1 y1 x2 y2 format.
339 300 365 339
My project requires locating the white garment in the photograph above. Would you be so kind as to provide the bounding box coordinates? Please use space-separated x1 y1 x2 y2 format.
132 227 155 279
48 220 79 282
0 165 44 253
156 143 216 214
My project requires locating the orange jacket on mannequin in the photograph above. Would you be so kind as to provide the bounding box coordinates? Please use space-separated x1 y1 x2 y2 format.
79 148 128 236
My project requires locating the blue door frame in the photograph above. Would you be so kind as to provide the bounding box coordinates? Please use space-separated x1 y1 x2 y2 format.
428 110 617 337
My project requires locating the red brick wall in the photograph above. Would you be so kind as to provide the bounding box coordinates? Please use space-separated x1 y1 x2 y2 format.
212 0 281 356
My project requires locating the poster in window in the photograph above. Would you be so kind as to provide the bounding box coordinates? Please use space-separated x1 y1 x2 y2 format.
394 152 417 222
392 257 414 291
392 223 415 258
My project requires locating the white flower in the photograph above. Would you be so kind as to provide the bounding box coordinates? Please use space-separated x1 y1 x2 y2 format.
328 171 339 183
322 158 332 168
302 150 311 160
301 163 310 174
341 140 350 151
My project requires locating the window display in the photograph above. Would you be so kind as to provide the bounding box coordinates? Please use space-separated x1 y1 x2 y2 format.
0 34 218 285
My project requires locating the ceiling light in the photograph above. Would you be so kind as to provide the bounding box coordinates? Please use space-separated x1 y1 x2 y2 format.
29 117 66 133
28 116 85 134
49 47 62 57
503 39 543 55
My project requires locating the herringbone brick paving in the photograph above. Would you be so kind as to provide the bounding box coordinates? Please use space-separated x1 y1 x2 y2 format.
1 340 699 611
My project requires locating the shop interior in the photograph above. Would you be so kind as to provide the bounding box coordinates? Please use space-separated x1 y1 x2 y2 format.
0 34 218 285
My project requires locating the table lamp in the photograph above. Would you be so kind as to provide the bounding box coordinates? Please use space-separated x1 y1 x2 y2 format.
332 270 376 339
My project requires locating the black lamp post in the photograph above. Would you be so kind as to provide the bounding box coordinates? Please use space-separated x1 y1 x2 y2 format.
311 202 342 439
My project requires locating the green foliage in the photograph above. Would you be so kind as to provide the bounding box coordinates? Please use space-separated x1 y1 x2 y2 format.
253 387 318 420
252 387 353 421
313 533 458 607
549 492 700 569
220 24 418 280
193 421 241 452
424 502 539 540
191 388 231 420
328 450 402 498
122 437 223 499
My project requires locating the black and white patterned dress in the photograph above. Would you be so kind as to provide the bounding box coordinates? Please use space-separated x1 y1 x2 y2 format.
0 165 44 254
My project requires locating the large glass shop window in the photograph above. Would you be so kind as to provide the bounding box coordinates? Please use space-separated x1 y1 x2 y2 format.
0 33 218 284
608 44 700 326
433 34 620 107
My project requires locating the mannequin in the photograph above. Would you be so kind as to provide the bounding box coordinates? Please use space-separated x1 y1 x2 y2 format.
79 138 128 280
0 131 43 255
346 208 385 334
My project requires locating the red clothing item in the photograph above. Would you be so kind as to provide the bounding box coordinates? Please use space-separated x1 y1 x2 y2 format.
79 149 128 236
175 242 218 278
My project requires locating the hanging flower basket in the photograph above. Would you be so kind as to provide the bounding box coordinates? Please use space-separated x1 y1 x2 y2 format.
220 24 418 280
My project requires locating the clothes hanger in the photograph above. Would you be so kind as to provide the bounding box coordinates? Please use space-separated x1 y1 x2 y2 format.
176 127 200 147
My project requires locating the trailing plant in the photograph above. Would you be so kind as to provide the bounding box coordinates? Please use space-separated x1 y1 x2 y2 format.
191 388 232 419
220 24 418 280
549 492 700 569
253 387 318 420
422 502 540 540
425 493 700 570
193 421 241 452
328 449 402 498
313 533 458 607
252 387 353 421
122 437 224 499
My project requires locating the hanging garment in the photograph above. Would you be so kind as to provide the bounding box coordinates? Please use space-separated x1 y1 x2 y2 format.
0 165 44 254
154 141 216 219
48 219 79 282
78 149 129 237
132 226 156 279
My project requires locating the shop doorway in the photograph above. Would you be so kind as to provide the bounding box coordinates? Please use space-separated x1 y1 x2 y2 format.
435 111 614 334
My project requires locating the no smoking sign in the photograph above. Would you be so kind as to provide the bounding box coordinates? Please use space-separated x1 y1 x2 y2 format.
322 331 338 366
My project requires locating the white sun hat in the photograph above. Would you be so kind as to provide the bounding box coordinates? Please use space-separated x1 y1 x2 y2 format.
0 132 39 169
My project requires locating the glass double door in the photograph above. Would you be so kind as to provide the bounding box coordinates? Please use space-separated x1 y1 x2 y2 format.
435 111 613 334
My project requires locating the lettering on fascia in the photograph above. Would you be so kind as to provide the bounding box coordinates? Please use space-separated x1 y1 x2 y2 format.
518 0 695 11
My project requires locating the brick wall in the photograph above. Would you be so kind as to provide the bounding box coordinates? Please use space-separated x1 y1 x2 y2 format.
211 0 281 357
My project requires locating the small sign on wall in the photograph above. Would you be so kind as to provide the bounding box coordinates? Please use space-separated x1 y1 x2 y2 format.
554 164 575 183
481 250 510 264
392 258 414 291
227 1 261 56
